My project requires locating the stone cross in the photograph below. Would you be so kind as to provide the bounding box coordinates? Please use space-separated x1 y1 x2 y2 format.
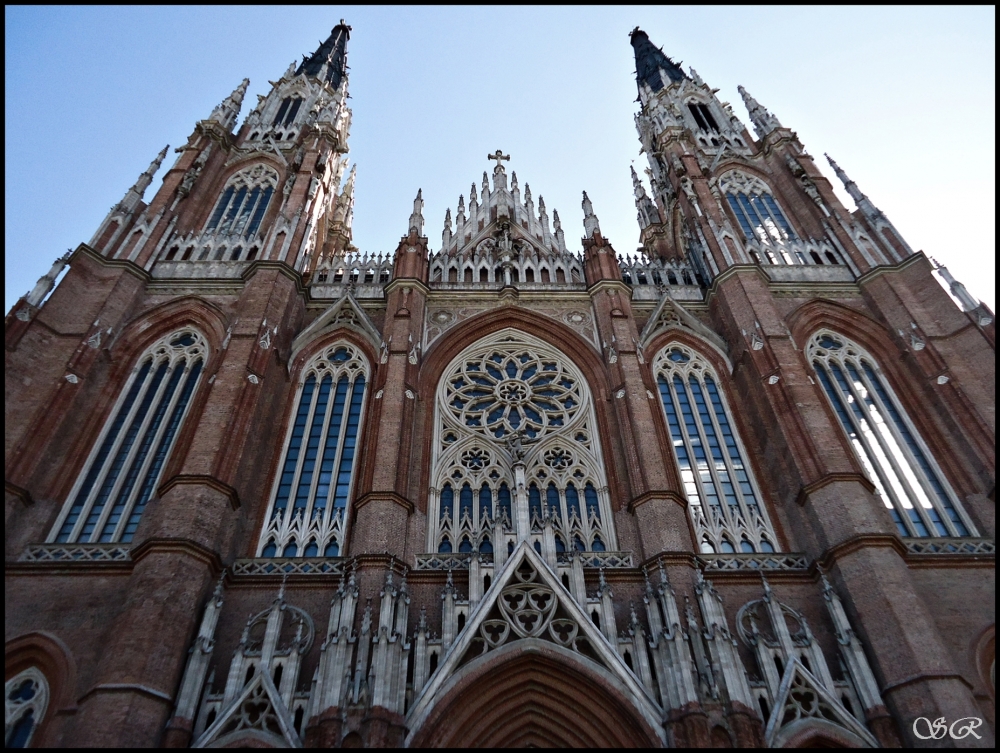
488 149 510 171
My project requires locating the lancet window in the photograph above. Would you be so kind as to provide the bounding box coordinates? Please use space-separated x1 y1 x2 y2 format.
258 343 369 558
654 344 778 553
430 330 615 554
719 171 804 260
5 668 49 748
205 165 278 239
50 329 206 544
808 331 974 538
272 96 303 127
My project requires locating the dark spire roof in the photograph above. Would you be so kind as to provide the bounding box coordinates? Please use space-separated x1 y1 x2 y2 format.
297 20 351 89
629 27 686 95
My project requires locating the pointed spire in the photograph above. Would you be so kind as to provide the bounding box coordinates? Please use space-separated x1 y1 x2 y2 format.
297 20 351 89
930 257 983 313
737 85 781 137
631 165 660 229
582 191 601 238
442 207 453 250
210 78 249 131
552 209 567 253
629 27 686 98
25 251 72 307
825 153 884 221
408 188 424 235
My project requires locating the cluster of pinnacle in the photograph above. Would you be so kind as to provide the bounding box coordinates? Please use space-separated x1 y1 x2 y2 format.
117 25 877 253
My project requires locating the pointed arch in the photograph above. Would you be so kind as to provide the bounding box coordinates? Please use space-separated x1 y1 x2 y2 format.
5 632 77 749
651 341 779 553
407 641 663 747
806 329 975 538
428 327 616 552
48 328 210 543
416 306 628 513
257 340 370 558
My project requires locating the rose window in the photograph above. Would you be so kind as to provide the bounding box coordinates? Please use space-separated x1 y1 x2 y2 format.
446 349 582 440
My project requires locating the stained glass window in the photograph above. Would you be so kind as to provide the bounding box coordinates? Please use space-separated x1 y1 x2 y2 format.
654 344 778 554
50 329 206 544
259 343 368 558
808 331 974 538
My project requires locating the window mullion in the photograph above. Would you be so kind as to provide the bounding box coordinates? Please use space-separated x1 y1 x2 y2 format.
690 374 738 540
853 363 954 536
107 359 191 542
84 361 172 543
306 371 339 528
828 361 917 536
674 375 723 548
844 361 939 535
51 363 151 543
700 376 764 549
284 376 320 535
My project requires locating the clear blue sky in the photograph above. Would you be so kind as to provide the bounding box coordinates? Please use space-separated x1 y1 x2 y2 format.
5 6 995 313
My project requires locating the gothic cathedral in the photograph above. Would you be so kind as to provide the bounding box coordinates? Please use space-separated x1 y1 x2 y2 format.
5 22 995 748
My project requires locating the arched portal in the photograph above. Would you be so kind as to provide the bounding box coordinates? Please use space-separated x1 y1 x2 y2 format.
407 640 662 748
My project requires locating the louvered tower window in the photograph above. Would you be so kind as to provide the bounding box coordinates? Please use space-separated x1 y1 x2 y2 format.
654 344 778 554
258 343 369 558
272 96 303 127
49 329 207 544
808 331 975 538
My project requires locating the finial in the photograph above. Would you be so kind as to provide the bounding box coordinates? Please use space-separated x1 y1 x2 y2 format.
582 191 601 238
738 85 781 137
408 188 424 235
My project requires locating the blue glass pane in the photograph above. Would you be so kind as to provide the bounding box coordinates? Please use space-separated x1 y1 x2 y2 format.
497 484 512 520
528 484 542 518
246 186 273 238
57 360 152 542
292 376 332 510
479 484 492 517
584 483 600 520
762 194 794 237
727 194 755 239
79 362 169 541
99 362 187 541
460 483 473 519
566 484 581 519
208 186 234 230
438 537 452 553
332 377 365 510
546 483 561 521
220 186 247 232
274 377 316 513
121 360 203 541
860 362 969 536
314 377 349 510
674 375 721 513
440 484 453 521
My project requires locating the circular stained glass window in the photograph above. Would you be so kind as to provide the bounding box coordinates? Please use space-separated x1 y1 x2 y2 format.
445 346 582 440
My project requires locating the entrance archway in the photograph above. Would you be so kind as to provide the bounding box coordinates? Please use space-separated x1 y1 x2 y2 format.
407 640 662 747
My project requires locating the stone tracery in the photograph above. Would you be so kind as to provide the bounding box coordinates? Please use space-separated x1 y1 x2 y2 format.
430 330 615 554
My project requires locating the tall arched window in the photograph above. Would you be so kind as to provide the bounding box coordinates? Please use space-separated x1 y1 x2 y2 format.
808 331 975 538
717 170 819 268
5 668 49 748
49 329 207 544
430 329 616 554
205 164 278 239
258 342 369 558
654 344 778 554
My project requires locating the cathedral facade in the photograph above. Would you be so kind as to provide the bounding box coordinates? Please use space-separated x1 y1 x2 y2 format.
5 22 995 748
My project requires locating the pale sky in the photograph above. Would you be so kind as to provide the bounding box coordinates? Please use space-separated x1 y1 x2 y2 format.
5 6 995 313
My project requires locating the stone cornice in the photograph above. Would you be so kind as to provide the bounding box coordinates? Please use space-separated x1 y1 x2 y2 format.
157 474 241 510
627 490 688 514
71 243 152 284
354 491 415 514
856 250 927 289
383 278 431 299
5 479 33 507
795 472 876 507
129 537 225 572
817 533 907 570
